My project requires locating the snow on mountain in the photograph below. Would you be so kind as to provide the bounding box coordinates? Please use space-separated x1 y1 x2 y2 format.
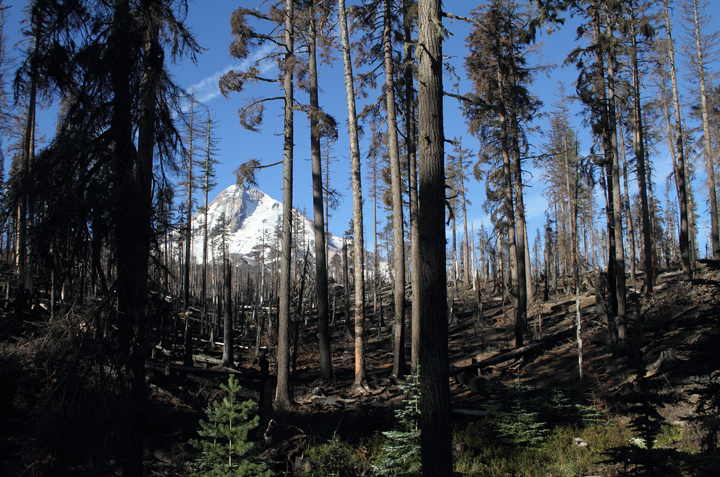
187 184 343 264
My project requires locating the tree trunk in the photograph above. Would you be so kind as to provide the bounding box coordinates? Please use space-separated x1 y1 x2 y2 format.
592 14 617 343
339 0 367 390
404 15 418 357
308 2 332 383
16 16 37 312
275 0 294 410
222 259 234 368
202 115 213 330
372 153 380 328
451 208 458 284
560 90 579 294
629 8 653 296
460 155 470 286
383 0 407 378
605 19 628 341
499 106 521 346
113 2 159 472
184 101 194 309
619 129 637 285
664 0 693 279
690 0 719 258
343 237 351 334
510 110 528 347
417 1 452 473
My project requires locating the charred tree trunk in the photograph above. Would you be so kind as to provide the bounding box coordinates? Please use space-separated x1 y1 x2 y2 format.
417 1 452 473
275 0 295 410
222 259 234 368
308 2 332 383
383 0 407 378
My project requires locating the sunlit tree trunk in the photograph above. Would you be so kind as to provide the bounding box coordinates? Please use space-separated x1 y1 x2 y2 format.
275 0 294 410
689 0 719 258
339 0 367 391
664 0 692 279
404 0 420 374
383 0 407 378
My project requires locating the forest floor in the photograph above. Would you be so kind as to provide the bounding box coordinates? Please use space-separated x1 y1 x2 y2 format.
1 262 720 475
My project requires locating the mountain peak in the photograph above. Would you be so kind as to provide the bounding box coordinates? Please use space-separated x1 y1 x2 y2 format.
187 184 340 263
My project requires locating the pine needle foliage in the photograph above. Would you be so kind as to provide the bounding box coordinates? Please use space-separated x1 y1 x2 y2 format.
190 374 272 477
494 373 548 450
372 374 422 476
545 387 604 428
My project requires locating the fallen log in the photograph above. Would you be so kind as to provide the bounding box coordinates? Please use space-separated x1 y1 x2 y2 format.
192 354 228 366
536 298 576 315
643 305 700 332
451 326 577 376
145 360 240 376
697 259 720 270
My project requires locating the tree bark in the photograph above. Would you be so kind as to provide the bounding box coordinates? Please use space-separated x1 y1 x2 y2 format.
417 0 452 474
308 1 332 383
339 0 367 390
510 118 528 347
629 7 653 296
690 0 719 258
383 0 407 378
619 129 637 285
664 0 693 279
275 0 294 410
500 109 521 347
343 237 351 334
222 259 234 368
112 1 160 471
592 12 617 343
404 0 420 371
16 13 38 312
605 18 628 341
184 99 195 309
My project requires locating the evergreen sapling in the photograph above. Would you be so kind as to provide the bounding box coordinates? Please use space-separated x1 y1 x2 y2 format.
190 374 272 476
372 374 421 476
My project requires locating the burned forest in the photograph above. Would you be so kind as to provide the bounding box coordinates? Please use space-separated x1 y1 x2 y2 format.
1 0 720 475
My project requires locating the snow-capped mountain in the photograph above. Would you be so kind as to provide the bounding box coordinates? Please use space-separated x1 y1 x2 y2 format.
185 184 344 264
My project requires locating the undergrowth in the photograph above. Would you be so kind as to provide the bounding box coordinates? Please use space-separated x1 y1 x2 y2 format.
298 381 713 476
299 414 633 476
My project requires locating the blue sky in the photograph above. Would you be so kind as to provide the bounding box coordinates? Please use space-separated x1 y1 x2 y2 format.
171 1 580 247
2 0 718 261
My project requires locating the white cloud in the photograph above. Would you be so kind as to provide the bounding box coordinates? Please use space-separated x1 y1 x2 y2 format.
185 44 278 104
